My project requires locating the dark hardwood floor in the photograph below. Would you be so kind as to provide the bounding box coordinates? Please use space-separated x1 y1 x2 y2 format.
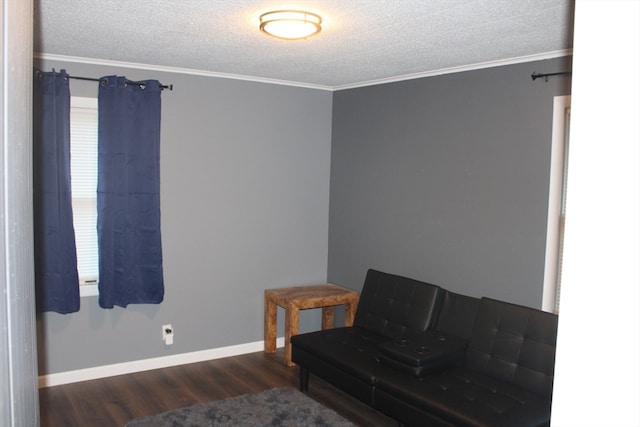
39 349 398 427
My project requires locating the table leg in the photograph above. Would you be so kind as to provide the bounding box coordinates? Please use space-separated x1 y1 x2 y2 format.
264 293 277 353
321 306 335 329
344 299 358 326
284 304 299 366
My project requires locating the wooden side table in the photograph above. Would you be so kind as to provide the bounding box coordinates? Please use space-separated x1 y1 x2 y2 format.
264 284 359 366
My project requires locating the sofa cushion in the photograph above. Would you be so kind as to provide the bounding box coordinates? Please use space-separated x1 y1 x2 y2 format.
465 298 558 399
354 269 443 339
375 368 553 427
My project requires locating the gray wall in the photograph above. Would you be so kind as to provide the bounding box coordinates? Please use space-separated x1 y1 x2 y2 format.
35 59 332 375
36 55 571 375
328 57 572 308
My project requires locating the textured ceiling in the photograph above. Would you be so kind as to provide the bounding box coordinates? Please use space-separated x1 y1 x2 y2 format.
34 0 575 90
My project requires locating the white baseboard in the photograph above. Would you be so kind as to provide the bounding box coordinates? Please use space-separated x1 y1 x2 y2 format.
38 337 285 388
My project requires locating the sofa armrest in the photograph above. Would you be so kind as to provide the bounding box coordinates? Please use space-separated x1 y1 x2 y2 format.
378 331 466 377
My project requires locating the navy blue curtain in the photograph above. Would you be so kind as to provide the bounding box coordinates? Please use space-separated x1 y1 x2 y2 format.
33 69 80 314
97 76 164 308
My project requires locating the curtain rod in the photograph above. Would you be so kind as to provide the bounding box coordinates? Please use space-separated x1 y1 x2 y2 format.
69 75 173 91
531 71 572 82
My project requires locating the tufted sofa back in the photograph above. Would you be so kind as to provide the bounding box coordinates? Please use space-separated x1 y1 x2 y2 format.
354 269 443 340
465 298 559 399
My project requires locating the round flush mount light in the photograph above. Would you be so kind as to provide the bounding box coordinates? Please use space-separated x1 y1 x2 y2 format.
259 10 322 40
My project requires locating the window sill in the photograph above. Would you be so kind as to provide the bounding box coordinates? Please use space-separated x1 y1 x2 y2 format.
80 283 99 297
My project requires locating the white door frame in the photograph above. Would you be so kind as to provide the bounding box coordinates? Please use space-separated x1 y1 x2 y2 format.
541 95 571 313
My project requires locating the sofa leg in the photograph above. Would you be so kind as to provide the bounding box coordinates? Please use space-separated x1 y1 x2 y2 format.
299 366 309 392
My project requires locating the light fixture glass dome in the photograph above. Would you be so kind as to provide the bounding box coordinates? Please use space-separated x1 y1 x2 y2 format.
259 10 322 40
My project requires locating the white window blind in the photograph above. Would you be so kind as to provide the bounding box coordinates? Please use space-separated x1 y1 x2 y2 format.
70 96 99 293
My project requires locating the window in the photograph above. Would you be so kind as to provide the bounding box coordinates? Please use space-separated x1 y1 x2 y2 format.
542 95 571 313
70 96 99 297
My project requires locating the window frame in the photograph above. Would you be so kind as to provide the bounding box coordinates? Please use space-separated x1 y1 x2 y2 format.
70 96 99 297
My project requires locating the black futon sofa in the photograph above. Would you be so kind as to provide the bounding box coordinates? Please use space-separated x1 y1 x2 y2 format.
291 269 558 427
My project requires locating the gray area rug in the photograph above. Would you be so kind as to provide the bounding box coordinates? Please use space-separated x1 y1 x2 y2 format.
125 386 355 427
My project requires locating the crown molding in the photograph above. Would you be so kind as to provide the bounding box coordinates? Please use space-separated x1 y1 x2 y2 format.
33 53 335 91
34 49 572 92
332 50 573 91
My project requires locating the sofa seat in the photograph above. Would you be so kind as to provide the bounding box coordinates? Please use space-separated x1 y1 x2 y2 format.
291 326 393 384
292 326 403 404
375 368 552 427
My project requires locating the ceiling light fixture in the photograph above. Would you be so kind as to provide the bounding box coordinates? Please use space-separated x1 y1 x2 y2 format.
259 10 322 40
